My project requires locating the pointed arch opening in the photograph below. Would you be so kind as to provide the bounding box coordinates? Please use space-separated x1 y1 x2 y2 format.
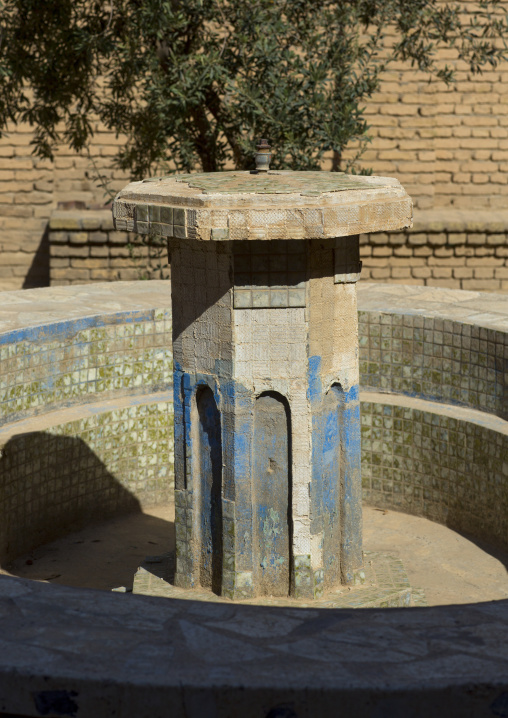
195 385 223 595
253 391 293 597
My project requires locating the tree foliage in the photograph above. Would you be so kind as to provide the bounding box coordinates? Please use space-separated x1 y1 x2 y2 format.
0 0 507 178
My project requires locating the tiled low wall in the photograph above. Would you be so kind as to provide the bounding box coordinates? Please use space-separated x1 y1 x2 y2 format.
0 396 173 563
0 282 174 561
358 283 508 420
0 281 507 716
0 282 173 425
359 310 507 418
0 281 507 559
361 394 508 550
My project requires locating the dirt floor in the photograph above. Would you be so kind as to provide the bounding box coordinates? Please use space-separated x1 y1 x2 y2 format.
3 504 508 606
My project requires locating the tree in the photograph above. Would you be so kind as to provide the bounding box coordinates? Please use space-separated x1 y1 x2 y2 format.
0 0 507 179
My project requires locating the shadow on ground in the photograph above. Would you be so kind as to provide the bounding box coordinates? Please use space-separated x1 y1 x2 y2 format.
0 429 175 591
5 509 175 592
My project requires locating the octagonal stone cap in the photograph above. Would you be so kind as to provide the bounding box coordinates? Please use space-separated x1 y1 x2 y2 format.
113 170 412 241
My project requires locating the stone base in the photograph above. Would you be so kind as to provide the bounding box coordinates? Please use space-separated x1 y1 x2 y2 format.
132 551 426 609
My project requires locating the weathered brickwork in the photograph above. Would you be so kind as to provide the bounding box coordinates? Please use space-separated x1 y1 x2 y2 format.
346 2 508 212
48 210 169 285
361 210 508 293
2 0 507 291
47 207 508 293
0 117 131 291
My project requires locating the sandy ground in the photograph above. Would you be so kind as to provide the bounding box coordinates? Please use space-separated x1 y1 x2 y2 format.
3 505 176 592
3 504 508 606
363 506 508 605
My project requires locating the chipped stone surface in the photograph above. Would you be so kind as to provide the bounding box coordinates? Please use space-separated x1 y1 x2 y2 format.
357 282 508 332
1 576 508 716
113 171 412 240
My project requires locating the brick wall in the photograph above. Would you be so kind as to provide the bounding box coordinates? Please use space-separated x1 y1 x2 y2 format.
49 210 169 285
361 209 508 293
2 0 508 290
49 208 508 293
0 121 130 291
348 2 508 212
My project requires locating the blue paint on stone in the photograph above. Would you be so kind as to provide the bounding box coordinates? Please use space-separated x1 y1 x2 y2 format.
307 351 363 590
307 355 322 403
0 310 155 345
340 383 363 584
34 690 79 717
310 379 341 589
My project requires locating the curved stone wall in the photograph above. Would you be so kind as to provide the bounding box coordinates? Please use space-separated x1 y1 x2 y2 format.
0 281 507 716
0 282 175 562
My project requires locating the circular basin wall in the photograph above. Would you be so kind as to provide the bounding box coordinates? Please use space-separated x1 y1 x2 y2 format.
0 280 507 717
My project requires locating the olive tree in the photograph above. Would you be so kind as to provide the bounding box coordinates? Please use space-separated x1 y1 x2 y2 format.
0 0 506 178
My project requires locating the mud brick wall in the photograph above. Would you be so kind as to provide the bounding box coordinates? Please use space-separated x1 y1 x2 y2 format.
48 208 508 293
48 210 169 285
360 209 508 293
2 2 508 292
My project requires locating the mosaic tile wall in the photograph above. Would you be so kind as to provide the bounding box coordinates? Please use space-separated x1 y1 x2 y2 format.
0 284 506 566
0 401 173 563
0 309 173 426
359 311 508 420
361 400 508 550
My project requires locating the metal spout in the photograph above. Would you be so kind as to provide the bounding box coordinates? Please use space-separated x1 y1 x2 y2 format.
254 139 272 173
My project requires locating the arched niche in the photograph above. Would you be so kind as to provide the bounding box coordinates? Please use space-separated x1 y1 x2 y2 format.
194 385 223 595
252 391 292 597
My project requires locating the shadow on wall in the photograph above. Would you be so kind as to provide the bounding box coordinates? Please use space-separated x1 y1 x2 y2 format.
22 225 50 289
0 431 141 565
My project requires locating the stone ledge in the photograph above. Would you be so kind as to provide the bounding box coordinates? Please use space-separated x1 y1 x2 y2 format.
0 280 171 334
0 281 506 334
48 208 508 236
357 282 508 332
0 574 507 716
407 208 508 234
49 209 115 232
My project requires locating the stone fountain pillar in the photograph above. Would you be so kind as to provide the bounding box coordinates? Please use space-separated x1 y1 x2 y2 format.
113 164 412 600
